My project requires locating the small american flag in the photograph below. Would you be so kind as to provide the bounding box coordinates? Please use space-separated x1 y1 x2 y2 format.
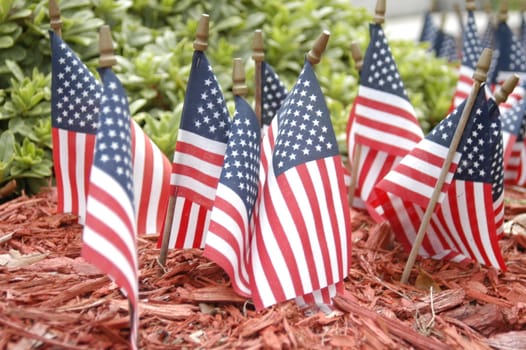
433 30 459 62
252 59 351 310
261 61 287 127
419 11 437 44
372 86 506 270
203 96 260 298
520 12 526 53
348 23 423 216
50 32 171 235
450 10 482 110
165 50 230 249
491 21 526 185
82 67 139 348
50 31 101 225
501 90 526 184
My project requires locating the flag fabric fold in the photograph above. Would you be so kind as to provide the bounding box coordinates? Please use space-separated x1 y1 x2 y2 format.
50 32 171 235
164 50 231 249
251 59 351 310
347 23 423 216
371 85 506 270
203 96 260 298
82 67 139 348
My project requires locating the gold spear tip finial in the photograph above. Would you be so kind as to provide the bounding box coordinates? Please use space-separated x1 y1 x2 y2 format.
350 42 363 73
193 14 210 51
472 48 492 83
99 25 117 68
465 0 476 12
232 58 247 97
252 29 264 62
498 0 508 22
307 30 330 65
373 0 386 25
49 0 62 37
494 74 519 104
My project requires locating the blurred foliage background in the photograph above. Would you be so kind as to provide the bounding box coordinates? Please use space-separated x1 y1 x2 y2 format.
0 0 476 196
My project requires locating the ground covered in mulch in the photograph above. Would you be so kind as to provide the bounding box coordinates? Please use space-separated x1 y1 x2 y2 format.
2 188 526 349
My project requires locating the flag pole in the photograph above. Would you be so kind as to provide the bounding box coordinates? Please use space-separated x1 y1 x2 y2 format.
347 0 384 207
252 30 264 126
400 48 492 284
49 0 62 37
494 74 519 105
158 14 210 267
347 42 363 206
233 58 248 98
98 24 138 348
306 30 330 65
498 0 508 23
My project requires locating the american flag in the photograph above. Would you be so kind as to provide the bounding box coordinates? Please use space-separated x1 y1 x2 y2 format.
491 21 526 185
50 31 101 225
372 86 506 270
419 11 437 44
501 90 526 184
433 29 459 62
82 67 139 348
251 60 351 310
164 50 230 249
450 9 482 110
261 61 287 127
348 23 423 216
520 12 526 53
50 32 171 235
203 96 260 298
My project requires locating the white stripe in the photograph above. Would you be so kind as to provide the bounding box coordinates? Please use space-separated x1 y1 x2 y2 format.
171 173 218 202
57 129 73 214
75 134 88 224
250 234 276 307
131 121 146 227
145 143 167 233
359 147 389 202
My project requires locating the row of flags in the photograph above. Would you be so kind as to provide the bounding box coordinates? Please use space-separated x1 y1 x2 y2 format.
49 4 526 347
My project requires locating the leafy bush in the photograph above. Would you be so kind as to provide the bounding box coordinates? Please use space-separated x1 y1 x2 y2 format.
0 0 458 196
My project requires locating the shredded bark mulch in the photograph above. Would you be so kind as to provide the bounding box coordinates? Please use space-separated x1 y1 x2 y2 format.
1 187 526 349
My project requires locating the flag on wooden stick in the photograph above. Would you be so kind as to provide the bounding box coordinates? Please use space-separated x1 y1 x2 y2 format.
50 32 171 235
347 23 423 216
371 85 506 270
165 50 231 249
82 67 139 348
50 31 101 225
252 59 351 309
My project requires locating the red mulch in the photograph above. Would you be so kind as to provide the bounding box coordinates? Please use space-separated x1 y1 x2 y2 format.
1 187 526 349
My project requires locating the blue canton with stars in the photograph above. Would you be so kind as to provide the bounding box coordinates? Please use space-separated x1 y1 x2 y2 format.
50 31 101 133
262 61 288 126
179 51 230 142
427 86 501 196
462 11 482 70
219 96 260 218
272 60 339 176
419 11 437 44
362 23 409 100
94 68 134 201
501 87 526 139
490 22 526 84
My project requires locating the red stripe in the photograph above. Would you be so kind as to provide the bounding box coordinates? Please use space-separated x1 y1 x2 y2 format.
52 128 65 213
174 141 225 166
172 163 220 191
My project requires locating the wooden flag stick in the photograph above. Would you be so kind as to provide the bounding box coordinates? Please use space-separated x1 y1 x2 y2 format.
158 13 210 267
233 58 247 97
49 0 62 37
347 42 363 206
252 30 264 126
453 3 464 33
99 25 117 68
498 0 508 23
306 30 330 65
400 48 492 284
466 0 476 12
494 74 519 105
